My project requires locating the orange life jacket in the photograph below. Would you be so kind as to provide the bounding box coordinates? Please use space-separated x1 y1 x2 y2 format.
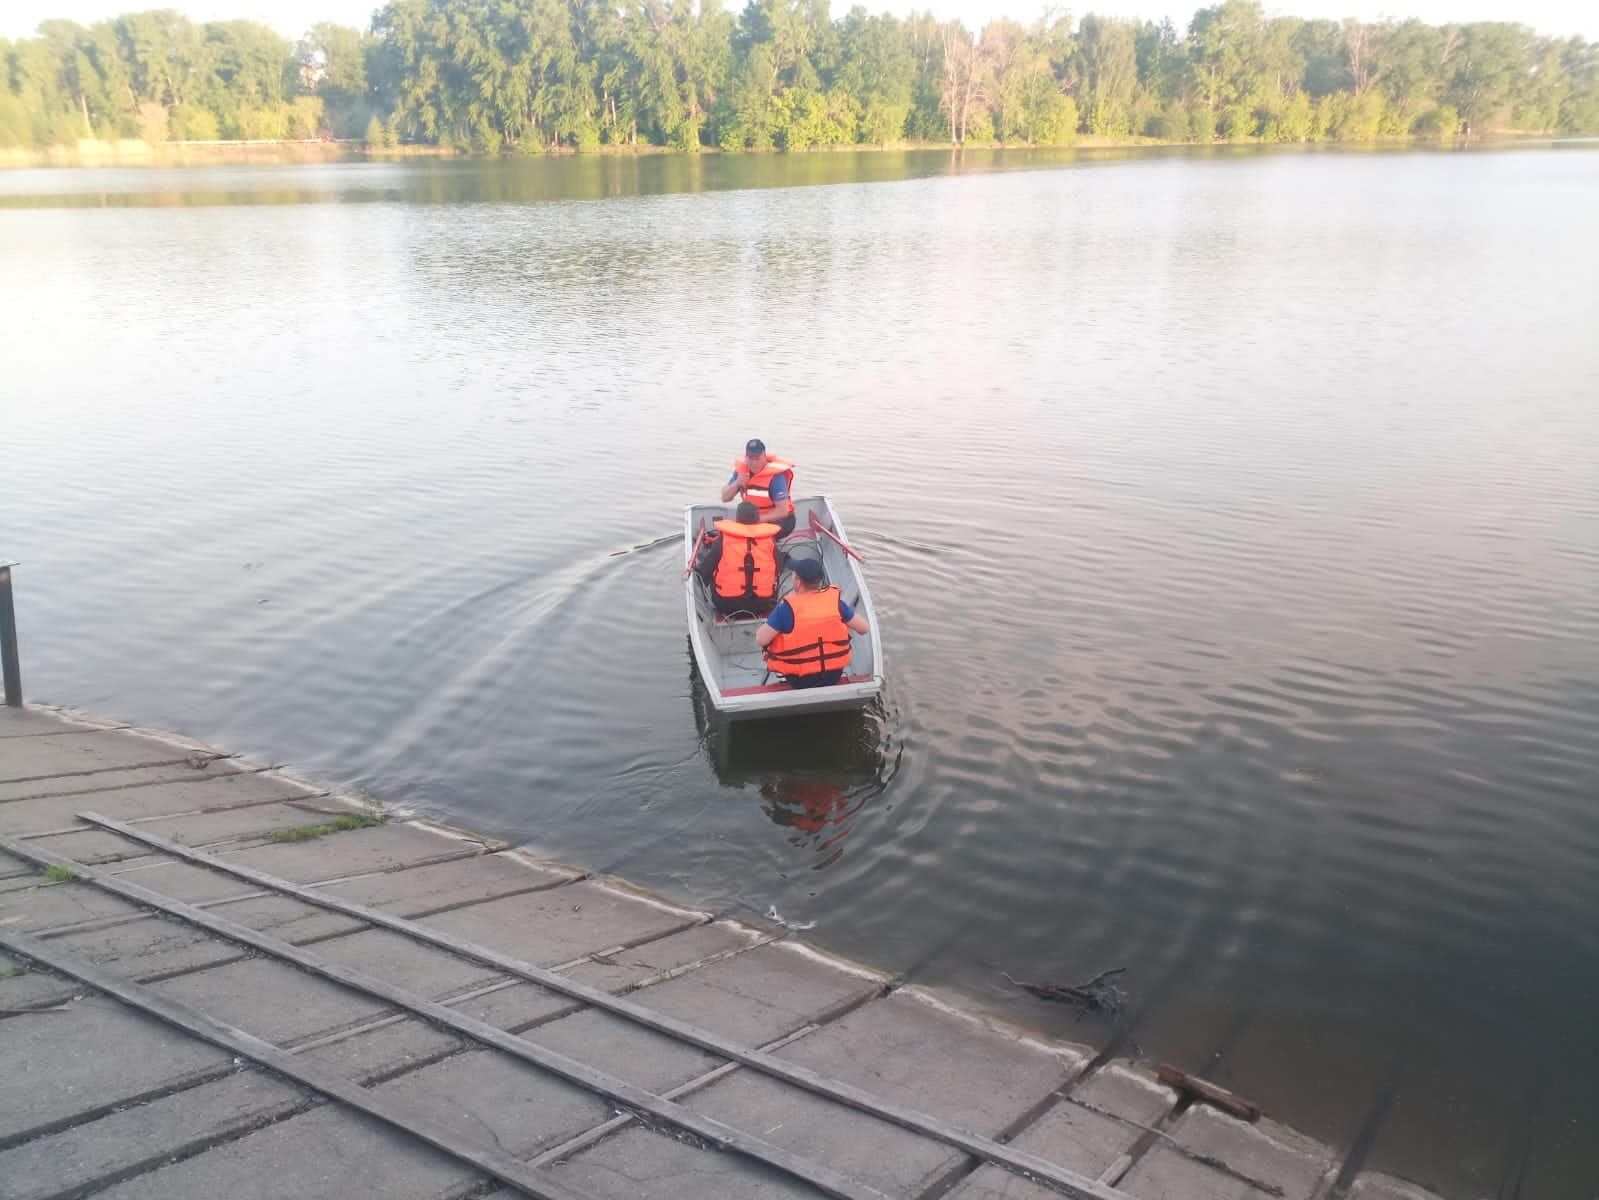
734 456 795 515
765 585 853 678
711 518 781 601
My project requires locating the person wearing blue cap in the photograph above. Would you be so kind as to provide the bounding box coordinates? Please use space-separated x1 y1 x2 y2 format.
756 557 870 688
720 438 796 537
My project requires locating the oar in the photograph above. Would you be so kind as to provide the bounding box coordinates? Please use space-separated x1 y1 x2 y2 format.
682 517 707 579
808 511 864 563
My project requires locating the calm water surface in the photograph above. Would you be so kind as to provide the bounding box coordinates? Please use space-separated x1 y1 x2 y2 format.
4 147 1598 1198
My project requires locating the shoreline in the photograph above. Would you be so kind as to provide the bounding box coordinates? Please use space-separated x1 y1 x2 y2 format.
1 130 1558 172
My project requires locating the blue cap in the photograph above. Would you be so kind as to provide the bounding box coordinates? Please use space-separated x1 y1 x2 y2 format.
792 558 824 584
745 438 766 455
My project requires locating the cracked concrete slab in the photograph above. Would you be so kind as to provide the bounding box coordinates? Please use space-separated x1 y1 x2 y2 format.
773 990 1082 1133
947 1062 1182 1195
0 993 230 1141
1119 1106 1335 1200
309 926 505 998
444 979 573 1030
11 827 152 863
0 1067 306 1200
215 823 480 882
152 956 391 1045
45 911 246 980
375 1046 614 1158
952 1100 1147 1197
88 1105 476 1200
0 772 317 834
316 850 579 916
687 1066 963 1197
300 1014 465 1081
1072 1065 1177 1126
548 1125 829 1200
0 730 221 781
562 921 762 993
0 709 120 738
525 1008 723 1093
0 879 142 931
620 942 880 1047
109 858 286 904
135 798 354 846
418 880 701 968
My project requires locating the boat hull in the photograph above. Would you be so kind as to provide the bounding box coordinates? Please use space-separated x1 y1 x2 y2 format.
683 495 884 720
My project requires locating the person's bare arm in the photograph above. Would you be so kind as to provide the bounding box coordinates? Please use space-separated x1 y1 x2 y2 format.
846 612 870 635
755 622 778 648
720 472 747 503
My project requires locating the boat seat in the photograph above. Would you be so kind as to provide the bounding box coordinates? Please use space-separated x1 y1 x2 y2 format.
721 674 871 697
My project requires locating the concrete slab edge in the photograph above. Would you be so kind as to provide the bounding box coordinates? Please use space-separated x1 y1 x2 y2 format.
897 982 1097 1065
27 703 225 756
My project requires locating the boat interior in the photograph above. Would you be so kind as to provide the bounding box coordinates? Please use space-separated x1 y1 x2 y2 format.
686 497 877 698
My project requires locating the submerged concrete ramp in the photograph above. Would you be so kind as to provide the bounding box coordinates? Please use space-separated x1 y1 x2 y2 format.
0 706 1447 1200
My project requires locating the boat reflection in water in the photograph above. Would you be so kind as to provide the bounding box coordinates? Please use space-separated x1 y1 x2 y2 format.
690 658 900 870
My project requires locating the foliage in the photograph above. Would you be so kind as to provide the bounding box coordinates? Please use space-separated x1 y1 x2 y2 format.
1412 103 1460 137
169 100 219 140
0 3 1595 152
267 811 386 843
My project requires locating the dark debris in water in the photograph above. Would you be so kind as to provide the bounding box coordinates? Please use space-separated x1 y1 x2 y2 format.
1001 966 1128 1018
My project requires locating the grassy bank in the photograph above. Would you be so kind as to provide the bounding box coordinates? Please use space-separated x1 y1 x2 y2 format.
0 138 460 169
0 129 1497 170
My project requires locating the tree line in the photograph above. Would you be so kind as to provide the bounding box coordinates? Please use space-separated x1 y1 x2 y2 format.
3 1 1596 154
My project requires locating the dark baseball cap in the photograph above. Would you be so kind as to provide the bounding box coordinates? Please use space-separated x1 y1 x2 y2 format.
744 438 766 455
791 557 824 584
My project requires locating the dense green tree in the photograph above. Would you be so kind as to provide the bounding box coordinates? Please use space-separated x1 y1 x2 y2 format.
1557 38 1599 131
1293 19 1345 97
0 2 1594 152
298 23 370 136
1077 16 1139 136
1188 1 1265 111
1445 22 1532 131
835 8 913 143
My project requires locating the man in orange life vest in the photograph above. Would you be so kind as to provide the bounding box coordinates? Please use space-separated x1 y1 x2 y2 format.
694 501 784 616
756 557 870 689
720 438 796 538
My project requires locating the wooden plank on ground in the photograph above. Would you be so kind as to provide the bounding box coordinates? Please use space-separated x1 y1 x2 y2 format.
77 814 1128 1200
0 835 889 1200
0 925 597 1200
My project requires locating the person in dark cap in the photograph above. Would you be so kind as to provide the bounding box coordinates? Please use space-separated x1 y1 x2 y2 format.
756 556 869 689
720 438 796 537
694 500 785 617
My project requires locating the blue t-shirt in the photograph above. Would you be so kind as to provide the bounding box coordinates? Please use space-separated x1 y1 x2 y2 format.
765 595 855 634
727 469 789 503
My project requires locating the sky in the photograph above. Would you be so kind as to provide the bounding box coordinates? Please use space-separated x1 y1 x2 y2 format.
2 0 1595 43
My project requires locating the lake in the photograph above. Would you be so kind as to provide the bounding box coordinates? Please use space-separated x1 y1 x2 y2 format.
3 145 1597 1198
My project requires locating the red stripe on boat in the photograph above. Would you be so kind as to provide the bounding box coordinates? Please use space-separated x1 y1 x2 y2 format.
720 675 869 697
